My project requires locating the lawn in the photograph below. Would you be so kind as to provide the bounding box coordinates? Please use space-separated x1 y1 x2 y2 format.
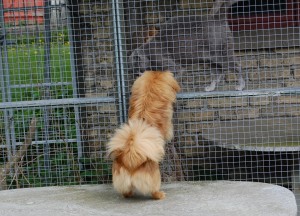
0 28 110 189
3 39 76 143
6 42 73 102
0 30 95 189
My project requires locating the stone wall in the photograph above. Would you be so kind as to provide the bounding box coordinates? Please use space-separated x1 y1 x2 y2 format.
77 0 300 184
77 0 118 181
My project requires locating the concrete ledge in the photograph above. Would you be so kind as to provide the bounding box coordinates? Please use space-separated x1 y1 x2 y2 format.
0 181 297 216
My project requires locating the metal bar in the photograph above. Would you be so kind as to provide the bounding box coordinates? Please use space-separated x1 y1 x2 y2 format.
66 4 83 169
2 5 63 13
0 0 16 156
221 145 300 152
0 0 12 163
59 4 74 174
1 87 299 109
0 139 78 149
5 15 16 154
43 0 52 184
10 82 72 89
62 105 72 174
112 0 125 124
0 88 298 109
177 87 300 99
0 97 116 109
114 0 127 121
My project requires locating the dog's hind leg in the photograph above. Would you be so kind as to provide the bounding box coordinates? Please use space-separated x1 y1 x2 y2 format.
150 166 165 200
228 61 245 91
235 69 245 91
223 42 246 91
112 162 133 198
205 71 224 92
123 190 134 198
150 163 166 200
152 191 166 200
132 161 165 200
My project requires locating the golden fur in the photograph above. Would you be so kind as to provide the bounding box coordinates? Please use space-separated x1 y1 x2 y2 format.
129 71 180 141
107 70 180 200
107 119 165 199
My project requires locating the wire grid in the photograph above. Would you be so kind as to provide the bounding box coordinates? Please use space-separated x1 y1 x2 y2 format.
0 0 118 189
120 0 300 208
0 0 300 211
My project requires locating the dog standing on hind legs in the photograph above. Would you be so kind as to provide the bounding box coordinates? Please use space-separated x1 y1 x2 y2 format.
107 71 180 200
108 119 166 200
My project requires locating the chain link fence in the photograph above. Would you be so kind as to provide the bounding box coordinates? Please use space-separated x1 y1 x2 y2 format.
0 0 300 211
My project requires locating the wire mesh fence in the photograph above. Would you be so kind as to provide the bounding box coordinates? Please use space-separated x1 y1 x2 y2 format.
0 0 300 211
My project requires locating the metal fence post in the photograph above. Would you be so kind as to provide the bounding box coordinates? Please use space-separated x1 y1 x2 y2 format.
112 0 127 123
43 0 52 183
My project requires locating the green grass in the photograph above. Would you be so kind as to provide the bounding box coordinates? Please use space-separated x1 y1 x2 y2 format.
0 35 83 188
6 42 72 102
0 30 111 189
5 28 69 45
5 41 76 142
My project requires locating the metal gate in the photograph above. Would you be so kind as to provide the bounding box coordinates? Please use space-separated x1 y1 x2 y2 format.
0 0 121 188
111 0 300 209
1 1 300 211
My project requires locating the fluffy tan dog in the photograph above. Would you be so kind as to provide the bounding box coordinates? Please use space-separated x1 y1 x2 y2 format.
129 71 180 141
107 71 180 200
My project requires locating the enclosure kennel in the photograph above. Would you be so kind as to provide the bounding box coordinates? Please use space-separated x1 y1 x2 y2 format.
0 0 299 210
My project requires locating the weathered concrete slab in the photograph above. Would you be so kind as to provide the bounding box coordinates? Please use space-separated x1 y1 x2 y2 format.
233 27 300 50
202 117 300 151
0 181 296 216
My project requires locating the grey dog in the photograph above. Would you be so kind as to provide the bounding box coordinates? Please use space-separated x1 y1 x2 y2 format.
129 0 245 92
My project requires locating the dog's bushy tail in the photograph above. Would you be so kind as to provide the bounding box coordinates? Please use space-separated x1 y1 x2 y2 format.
107 119 165 170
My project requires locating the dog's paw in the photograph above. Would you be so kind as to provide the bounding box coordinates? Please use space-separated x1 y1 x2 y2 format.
152 191 165 200
123 191 133 198
235 79 245 91
205 83 216 92
235 85 244 91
